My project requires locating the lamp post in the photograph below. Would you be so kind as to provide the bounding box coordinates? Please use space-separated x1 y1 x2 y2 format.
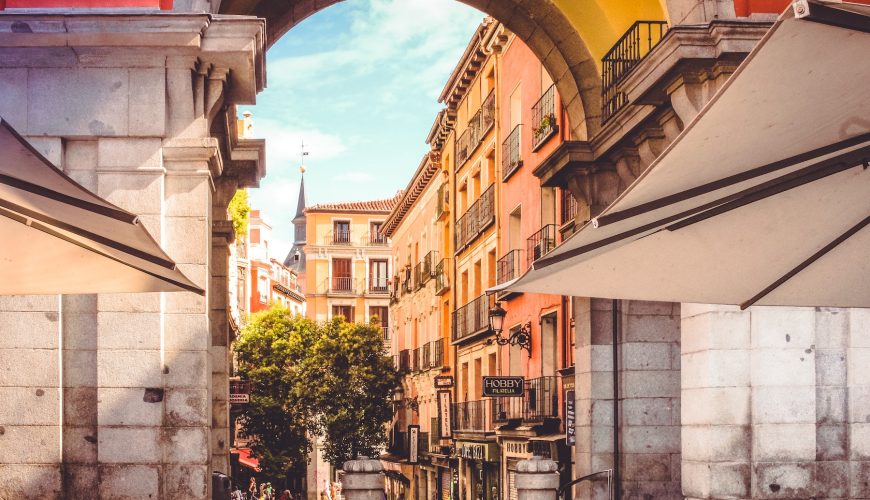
486 301 532 356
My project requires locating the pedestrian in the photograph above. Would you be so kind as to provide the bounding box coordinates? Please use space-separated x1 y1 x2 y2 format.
249 478 258 500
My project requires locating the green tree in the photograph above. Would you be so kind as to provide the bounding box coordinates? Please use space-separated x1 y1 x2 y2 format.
228 189 251 240
234 305 317 482
304 317 400 466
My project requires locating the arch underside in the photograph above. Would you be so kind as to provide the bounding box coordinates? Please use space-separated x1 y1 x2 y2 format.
218 0 668 140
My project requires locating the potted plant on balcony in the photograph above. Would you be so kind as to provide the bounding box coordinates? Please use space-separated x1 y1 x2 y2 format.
533 114 556 140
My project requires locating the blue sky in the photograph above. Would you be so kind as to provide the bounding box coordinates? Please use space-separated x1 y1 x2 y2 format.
243 0 484 259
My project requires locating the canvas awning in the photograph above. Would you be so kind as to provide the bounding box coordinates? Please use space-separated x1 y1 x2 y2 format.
499 1 870 309
0 118 204 295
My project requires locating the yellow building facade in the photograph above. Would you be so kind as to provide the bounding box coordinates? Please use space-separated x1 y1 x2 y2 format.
303 196 399 330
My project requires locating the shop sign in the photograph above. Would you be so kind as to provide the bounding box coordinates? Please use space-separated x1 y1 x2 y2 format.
229 380 251 404
565 390 575 446
438 390 453 438
482 376 524 397
455 442 499 461
434 376 454 388
408 425 420 464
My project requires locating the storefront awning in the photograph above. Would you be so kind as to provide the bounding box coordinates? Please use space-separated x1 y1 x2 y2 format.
233 448 261 472
499 1 870 309
0 118 203 295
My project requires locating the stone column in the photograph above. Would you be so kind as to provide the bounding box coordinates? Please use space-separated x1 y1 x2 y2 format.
341 457 385 500
515 457 559 500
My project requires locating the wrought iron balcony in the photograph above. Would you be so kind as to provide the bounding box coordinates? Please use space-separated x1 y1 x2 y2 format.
434 259 449 295
329 276 355 294
421 342 431 370
332 229 351 245
452 399 493 432
452 294 492 342
368 231 388 246
601 20 669 123
369 275 389 294
497 248 525 285
493 376 560 423
436 183 449 220
454 184 495 252
480 90 495 136
560 190 578 227
398 349 411 373
402 267 413 294
431 338 444 368
526 224 557 268
531 84 558 150
456 128 470 167
502 124 523 181
422 251 437 282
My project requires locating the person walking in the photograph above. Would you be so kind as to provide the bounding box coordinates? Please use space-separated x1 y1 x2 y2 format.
249 478 258 500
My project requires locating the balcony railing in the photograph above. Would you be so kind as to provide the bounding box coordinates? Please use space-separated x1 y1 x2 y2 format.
601 20 669 123
368 231 388 246
402 267 413 294
329 276 355 294
455 184 495 252
332 229 351 245
421 343 432 370
526 224 557 268
412 347 422 372
452 399 493 432
453 294 492 342
456 128 470 166
560 190 578 226
399 349 411 373
369 275 389 294
481 90 495 136
390 275 400 304
422 251 436 282
381 326 390 341
497 249 525 285
502 124 523 181
531 84 558 150
432 338 444 368
493 376 560 423
435 259 449 295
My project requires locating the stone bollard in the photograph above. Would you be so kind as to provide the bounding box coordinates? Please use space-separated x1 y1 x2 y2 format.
516 456 560 500
342 456 385 500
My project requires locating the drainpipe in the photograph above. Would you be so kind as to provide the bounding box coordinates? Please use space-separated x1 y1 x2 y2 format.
612 299 620 500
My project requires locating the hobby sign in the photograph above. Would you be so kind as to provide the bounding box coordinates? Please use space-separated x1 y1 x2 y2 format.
482 376 524 397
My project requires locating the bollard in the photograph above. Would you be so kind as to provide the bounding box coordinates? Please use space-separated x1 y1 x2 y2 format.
516 456 559 500
342 456 385 500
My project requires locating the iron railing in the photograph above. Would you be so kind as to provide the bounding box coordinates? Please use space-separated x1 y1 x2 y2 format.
502 124 523 180
452 399 493 432
453 294 492 341
601 20 669 123
421 343 432 369
435 259 449 295
411 347 421 372
414 262 425 290
369 274 389 294
497 248 525 285
382 326 390 341
531 84 558 150
456 128 470 166
369 231 388 246
390 276 400 303
329 276 355 294
422 251 436 282
399 349 411 373
560 190 578 226
493 376 560 422
455 184 496 252
526 224 557 268
481 90 495 136
332 228 351 245
402 267 413 294
432 338 444 367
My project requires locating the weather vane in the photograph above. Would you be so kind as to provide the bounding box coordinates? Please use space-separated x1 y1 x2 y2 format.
300 140 309 174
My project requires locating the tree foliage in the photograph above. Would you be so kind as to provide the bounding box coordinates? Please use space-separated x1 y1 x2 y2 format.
228 189 251 240
235 306 400 479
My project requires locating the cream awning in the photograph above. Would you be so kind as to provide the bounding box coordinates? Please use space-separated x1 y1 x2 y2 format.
502 1 870 309
0 119 204 295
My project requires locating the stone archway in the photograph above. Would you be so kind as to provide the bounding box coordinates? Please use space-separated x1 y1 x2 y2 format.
219 0 604 139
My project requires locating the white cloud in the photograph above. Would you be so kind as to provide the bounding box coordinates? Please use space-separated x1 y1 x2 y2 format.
334 171 375 182
248 116 348 170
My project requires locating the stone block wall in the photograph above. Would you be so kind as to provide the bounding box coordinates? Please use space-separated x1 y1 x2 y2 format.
681 305 870 499
0 15 263 499
574 298 681 500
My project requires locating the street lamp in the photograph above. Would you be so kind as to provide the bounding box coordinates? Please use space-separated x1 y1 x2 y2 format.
486 301 532 356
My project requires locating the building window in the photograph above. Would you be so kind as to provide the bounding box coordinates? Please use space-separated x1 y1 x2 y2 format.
369 259 389 292
332 305 354 322
370 306 389 339
333 220 351 244
332 258 352 292
370 221 386 245
258 274 269 304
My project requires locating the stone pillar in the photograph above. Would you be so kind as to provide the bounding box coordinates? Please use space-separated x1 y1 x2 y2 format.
515 457 559 500
341 457 385 500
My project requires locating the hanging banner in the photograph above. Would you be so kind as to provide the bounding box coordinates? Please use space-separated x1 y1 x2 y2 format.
438 390 453 438
408 425 420 464
565 390 575 446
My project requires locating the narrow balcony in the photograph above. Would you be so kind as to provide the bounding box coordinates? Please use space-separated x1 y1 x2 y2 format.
434 259 449 295
402 267 413 294
454 184 495 252
331 229 351 245
436 183 449 221
422 250 437 283
560 190 578 233
456 128 470 167
526 224 557 268
398 349 411 373
493 376 560 423
531 84 558 150
502 124 523 181
496 248 525 300
368 231 388 246
369 275 389 294
381 326 390 341
452 294 491 343
601 20 669 123
452 399 493 432
431 338 445 368
412 347 422 372
421 343 431 370
328 276 355 294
